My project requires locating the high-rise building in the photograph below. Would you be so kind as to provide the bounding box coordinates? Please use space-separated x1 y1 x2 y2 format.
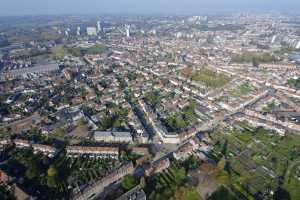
65 28 70 36
86 27 97 36
77 26 81 36
296 41 300 49
125 24 130 38
97 21 102 33
271 35 277 44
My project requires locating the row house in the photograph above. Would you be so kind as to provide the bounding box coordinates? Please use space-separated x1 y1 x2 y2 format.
72 162 134 200
173 139 199 160
66 146 119 159
32 144 58 158
13 139 31 148
94 131 133 143
144 158 170 177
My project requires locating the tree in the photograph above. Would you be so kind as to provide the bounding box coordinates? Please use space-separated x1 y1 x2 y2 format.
273 187 291 200
183 155 201 171
173 167 186 185
25 164 39 180
51 46 67 60
216 170 231 186
0 127 10 139
252 58 259 67
221 140 228 157
79 87 87 98
47 165 57 177
172 186 203 200
140 177 146 188
47 176 58 188
77 118 86 126
287 77 300 90
52 128 65 140
0 184 14 200
208 186 237 200
121 174 138 190
217 157 226 171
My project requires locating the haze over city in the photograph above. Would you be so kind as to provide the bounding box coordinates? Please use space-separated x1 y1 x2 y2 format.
1 0 300 16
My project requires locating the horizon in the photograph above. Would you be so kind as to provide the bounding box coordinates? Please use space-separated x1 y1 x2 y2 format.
1 0 300 16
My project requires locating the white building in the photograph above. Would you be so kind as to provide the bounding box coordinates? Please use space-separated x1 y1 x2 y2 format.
296 41 300 49
87 27 97 36
66 146 119 159
94 131 132 143
125 25 130 38
97 21 102 33
77 26 81 36
32 144 58 157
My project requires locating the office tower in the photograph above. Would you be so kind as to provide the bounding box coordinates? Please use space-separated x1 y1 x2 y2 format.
97 21 102 33
86 27 97 36
77 26 81 36
125 24 130 38
271 35 277 44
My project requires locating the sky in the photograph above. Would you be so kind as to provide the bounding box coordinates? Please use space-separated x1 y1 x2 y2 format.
1 0 300 16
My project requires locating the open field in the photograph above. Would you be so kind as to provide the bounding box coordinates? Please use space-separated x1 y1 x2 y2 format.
186 69 231 88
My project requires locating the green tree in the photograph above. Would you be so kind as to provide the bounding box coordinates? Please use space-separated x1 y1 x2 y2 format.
77 118 86 126
208 186 237 200
0 184 14 200
221 140 228 157
252 58 259 67
273 187 291 200
217 157 226 171
47 165 57 177
51 46 67 60
52 128 65 140
121 174 138 190
183 155 201 171
172 186 202 200
25 164 39 179
47 176 58 188
173 167 186 185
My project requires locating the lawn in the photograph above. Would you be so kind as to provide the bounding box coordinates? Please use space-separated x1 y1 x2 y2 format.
84 44 107 55
50 45 68 60
190 69 231 88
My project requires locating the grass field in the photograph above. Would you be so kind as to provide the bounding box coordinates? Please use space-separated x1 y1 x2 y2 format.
51 45 68 60
84 44 107 54
189 69 231 88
